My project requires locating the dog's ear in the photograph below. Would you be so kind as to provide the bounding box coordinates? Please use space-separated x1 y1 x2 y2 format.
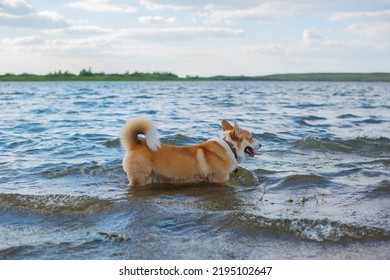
221 119 233 131
233 120 242 137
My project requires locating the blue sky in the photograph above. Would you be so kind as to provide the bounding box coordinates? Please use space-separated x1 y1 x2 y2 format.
0 0 389 76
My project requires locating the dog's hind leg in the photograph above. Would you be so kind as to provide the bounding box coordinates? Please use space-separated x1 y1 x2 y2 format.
126 166 153 188
129 178 147 188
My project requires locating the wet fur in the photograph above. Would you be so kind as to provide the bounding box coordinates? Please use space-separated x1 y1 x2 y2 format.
121 116 261 187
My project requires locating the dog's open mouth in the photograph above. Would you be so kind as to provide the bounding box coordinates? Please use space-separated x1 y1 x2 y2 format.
245 146 262 157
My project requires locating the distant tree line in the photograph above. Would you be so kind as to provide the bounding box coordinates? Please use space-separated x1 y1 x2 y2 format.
0 70 389 82
0 69 181 81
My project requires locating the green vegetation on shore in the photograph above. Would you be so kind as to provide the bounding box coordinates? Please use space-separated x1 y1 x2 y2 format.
0 69 181 82
1 69 389 82
257 72 390 82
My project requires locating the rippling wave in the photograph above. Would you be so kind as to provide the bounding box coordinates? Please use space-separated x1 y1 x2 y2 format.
236 213 390 242
0 193 112 214
34 160 123 179
1 81 389 259
272 174 331 190
364 180 390 198
293 136 390 156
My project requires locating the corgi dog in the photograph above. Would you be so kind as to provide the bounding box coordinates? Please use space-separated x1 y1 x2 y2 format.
120 117 261 187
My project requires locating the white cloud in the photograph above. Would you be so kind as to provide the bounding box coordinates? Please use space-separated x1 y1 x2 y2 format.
0 0 68 28
194 1 390 25
139 0 190 11
139 0 300 10
243 44 285 55
330 10 390 21
66 0 137 13
1 0 390 75
243 36 346 59
347 23 390 39
0 10 68 29
196 3 290 24
37 11 64 22
1 35 43 44
138 16 176 24
117 27 245 41
35 27 243 44
1 27 245 53
326 8 390 48
302 28 323 41
0 0 33 15
67 24 111 34
42 24 112 36
299 28 348 51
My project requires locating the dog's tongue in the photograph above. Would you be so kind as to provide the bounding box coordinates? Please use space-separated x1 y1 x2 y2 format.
245 147 262 156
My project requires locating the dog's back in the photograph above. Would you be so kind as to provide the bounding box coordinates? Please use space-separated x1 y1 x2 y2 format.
121 117 260 187
120 117 237 187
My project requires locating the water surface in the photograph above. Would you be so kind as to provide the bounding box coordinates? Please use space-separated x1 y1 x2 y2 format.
0 81 389 259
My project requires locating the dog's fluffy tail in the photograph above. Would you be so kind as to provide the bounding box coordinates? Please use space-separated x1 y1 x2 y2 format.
120 116 160 152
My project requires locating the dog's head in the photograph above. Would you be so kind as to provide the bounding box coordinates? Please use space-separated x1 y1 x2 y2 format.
221 119 262 163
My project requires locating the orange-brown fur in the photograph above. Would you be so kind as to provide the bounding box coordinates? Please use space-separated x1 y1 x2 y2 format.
121 117 260 187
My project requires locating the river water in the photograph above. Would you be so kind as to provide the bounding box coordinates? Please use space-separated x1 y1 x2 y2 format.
0 81 389 259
